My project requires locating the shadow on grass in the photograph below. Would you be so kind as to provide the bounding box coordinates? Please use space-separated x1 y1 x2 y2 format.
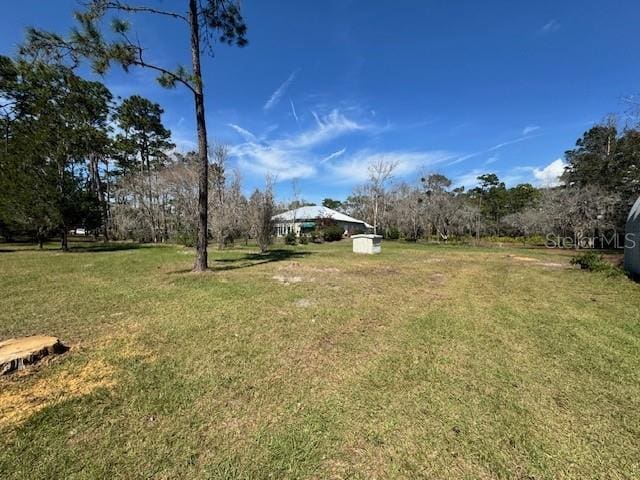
170 248 313 274
0 242 147 253
69 243 147 253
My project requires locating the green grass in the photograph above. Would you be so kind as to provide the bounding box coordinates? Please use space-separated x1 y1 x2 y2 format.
1 240 639 479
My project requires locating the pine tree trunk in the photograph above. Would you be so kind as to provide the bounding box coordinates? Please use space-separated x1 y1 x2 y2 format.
190 0 209 272
89 153 110 241
61 228 68 251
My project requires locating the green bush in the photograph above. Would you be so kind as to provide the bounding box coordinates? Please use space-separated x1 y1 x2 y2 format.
173 229 197 247
321 225 343 242
299 234 309 245
570 252 621 276
284 230 297 245
386 228 400 240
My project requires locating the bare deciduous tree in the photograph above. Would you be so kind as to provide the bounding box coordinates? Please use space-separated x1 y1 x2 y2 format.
367 158 399 235
249 177 275 253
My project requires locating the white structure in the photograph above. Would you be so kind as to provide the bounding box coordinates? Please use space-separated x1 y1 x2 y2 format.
352 234 382 254
624 196 640 279
272 205 372 237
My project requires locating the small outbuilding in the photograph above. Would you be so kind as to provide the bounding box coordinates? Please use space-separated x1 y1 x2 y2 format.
624 196 640 279
352 234 382 254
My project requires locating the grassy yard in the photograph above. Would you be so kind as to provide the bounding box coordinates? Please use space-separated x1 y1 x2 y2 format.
1 240 639 479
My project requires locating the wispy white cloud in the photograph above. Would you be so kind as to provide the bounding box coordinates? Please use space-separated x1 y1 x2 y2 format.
167 118 197 153
455 166 532 189
282 109 367 149
289 98 299 123
454 169 484 189
228 109 369 181
321 147 346 163
454 159 566 190
447 134 540 166
522 125 540 135
231 141 316 180
227 123 257 141
264 69 300 111
533 158 566 186
327 149 455 183
539 19 560 35
172 135 197 152
311 110 323 127
484 156 498 165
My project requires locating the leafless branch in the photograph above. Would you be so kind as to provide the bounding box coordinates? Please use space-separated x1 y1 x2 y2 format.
104 1 188 22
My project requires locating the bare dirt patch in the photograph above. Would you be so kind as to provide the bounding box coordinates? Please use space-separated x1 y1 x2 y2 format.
278 261 340 273
295 298 314 308
506 255 538 262
272 275 304 285
429 273 446 284
539 262 567 268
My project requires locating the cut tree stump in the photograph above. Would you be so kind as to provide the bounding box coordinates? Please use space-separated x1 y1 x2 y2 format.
0 336 68 375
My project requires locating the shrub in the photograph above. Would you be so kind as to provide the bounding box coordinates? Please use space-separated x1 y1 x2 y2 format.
299 234 309 245
222 233 235 247
570 252 621 276
173 229 197 247
284 230 297 245
386 228 400 240
321 225 344 242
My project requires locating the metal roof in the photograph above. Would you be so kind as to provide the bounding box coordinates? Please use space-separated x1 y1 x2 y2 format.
272 205 372 228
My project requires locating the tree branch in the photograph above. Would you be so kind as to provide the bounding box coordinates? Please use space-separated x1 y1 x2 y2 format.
117 31 195 94
104 1 187 22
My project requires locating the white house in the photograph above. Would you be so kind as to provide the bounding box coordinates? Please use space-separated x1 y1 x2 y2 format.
272 205 373 237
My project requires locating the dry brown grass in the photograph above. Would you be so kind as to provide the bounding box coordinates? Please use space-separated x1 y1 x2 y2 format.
0 359 115 428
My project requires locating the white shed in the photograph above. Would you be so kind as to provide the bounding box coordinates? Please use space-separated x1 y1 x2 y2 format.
352 234 382 254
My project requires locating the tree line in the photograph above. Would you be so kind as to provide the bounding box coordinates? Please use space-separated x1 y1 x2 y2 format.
0 0 273 265
1 0 249 271
322 118 640 248
0 55 275 252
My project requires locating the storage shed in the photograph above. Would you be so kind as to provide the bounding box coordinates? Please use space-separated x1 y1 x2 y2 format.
352 234 382 254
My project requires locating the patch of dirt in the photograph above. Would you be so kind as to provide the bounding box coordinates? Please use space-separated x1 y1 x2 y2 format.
507 255 538 262
295 298 314 308
350 265 399 276
279 261 302 270
0 359 115 428
423 258 445 263
539 262 566 268
278 262 340 273
507 254 569 269
272 275 305 285
429 273 446 284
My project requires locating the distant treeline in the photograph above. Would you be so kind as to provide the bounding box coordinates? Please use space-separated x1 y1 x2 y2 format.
316 119 640 248
0 56 274 251
2 55 639 250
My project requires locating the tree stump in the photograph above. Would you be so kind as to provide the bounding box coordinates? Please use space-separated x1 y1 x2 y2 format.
0 336 68 375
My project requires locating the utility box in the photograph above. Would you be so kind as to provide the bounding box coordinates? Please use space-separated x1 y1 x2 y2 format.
352 234 382 254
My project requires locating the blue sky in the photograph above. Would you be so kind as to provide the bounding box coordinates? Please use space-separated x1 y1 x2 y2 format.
2 1 640 203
